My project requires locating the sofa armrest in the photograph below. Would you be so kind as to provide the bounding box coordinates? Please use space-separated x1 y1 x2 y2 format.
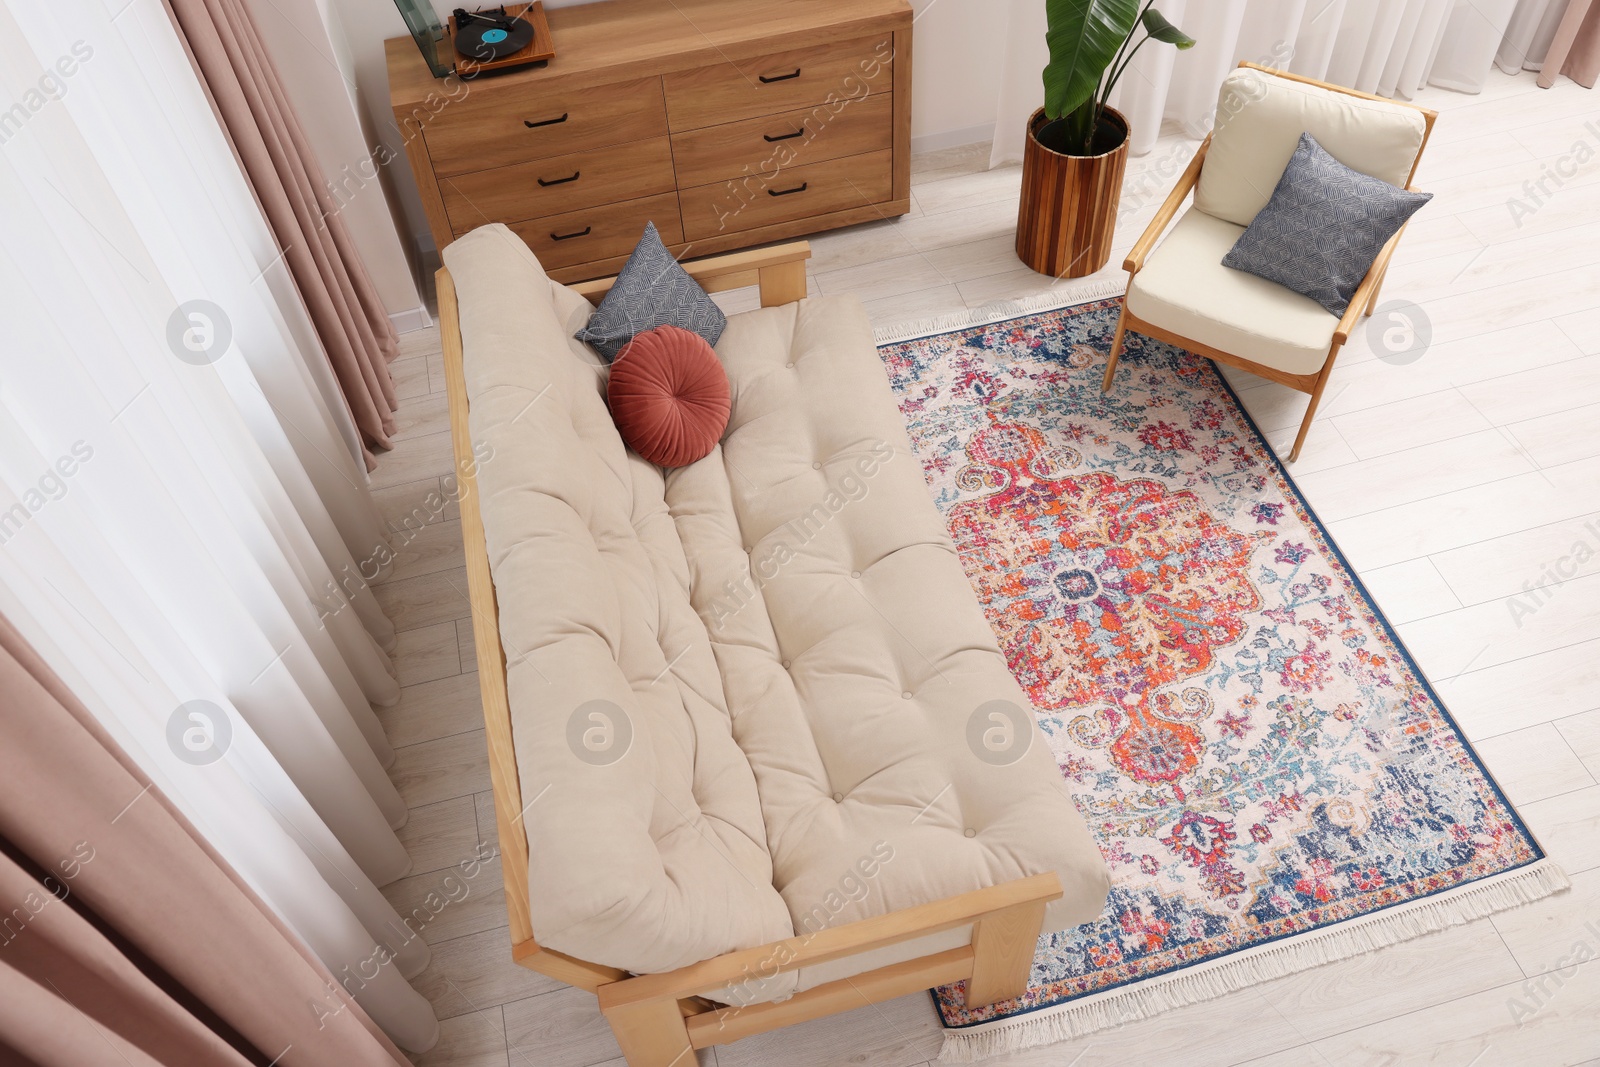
1124 138 1209 277
571 241 812 308
596 872 1062 1011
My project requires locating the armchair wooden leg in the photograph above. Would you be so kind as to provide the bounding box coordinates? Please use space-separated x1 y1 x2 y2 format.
963 899 1047 1008
1102 302 1131 393
1287 344 1343 463
603 997 696 1067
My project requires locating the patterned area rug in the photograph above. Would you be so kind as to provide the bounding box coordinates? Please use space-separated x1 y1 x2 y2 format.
873 293 1567 1062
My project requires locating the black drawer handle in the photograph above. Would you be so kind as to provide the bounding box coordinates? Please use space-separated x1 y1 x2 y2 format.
550 226 592 241
538 171 581 187
759 69 802 83
768 182 808 197
763 125 806 142
524 113 569 129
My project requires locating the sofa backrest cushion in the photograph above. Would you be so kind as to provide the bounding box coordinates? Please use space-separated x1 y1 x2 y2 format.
1195 67 1427 228
441 225 792 975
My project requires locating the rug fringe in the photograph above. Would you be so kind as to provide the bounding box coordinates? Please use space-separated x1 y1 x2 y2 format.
938 859 1570 1063
873 279 1129 346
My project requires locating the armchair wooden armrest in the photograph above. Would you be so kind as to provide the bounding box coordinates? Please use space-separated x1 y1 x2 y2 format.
570 241 812 307
1123 138 1209 276
1333 214 1412 344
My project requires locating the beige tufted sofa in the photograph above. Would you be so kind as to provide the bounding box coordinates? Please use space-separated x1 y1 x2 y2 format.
438 225 1110 1066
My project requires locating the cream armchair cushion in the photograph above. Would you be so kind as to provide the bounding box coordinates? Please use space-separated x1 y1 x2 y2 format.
1197 68 1429 228
1125 208 1339 377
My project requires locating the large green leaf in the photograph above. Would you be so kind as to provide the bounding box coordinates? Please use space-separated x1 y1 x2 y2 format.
1042 0 1141 121
1141 7 1196 49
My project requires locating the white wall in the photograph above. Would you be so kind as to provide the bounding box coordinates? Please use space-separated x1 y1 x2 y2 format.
242 0 428 326
261 0 1009 289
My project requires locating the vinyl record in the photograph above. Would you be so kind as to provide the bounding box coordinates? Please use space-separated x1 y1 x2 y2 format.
454 13 533 61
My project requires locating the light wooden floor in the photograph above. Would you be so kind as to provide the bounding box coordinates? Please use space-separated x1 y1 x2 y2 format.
373 67 1600 1067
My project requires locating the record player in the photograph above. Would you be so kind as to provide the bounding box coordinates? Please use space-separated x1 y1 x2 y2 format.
391 0 554 79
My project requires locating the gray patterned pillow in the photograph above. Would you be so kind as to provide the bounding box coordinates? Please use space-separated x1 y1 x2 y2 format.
576 222 726 360
1222 132 1431 317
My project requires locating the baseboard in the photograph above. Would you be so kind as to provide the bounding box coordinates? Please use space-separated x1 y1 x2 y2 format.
910 123 996 156
389 304 434 334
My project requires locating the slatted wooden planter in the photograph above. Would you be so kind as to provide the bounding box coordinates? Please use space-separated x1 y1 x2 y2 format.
1016 106 1129 279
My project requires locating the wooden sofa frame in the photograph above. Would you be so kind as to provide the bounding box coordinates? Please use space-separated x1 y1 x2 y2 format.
438 240 1063 1067
1101 62 1438 463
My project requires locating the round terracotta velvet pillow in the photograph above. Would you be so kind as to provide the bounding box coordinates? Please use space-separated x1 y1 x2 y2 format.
606 324 731 468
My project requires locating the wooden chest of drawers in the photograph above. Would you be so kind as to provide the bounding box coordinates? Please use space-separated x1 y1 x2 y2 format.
388 0 912 284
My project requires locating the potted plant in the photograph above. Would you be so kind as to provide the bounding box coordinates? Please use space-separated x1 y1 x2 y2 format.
1016 1 1195 278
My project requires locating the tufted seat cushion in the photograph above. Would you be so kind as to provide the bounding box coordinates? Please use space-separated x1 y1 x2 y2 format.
442 225 1110 1001
1127 208 1340 377
669 298 1110 959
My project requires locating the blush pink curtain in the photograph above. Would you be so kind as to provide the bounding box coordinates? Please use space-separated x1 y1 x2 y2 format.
165 0 401 470
0 612 409 1067
1541 0 1600 86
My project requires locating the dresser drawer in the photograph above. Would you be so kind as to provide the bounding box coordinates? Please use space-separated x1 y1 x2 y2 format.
440 138 675 231
680 149 893 241
663 35 894 133
423 76 668 177
498 193 684 271
671 93 893 188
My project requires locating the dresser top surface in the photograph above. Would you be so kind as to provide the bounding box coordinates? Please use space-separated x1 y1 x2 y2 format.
387 0 910 107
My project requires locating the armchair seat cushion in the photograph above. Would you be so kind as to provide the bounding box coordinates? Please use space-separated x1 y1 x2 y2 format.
1126 208 1339 378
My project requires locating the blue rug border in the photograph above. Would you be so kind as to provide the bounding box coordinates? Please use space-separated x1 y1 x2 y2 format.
877 297 1549 1032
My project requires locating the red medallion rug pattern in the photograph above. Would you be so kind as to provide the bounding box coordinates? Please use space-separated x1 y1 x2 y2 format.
875 299 1566 1059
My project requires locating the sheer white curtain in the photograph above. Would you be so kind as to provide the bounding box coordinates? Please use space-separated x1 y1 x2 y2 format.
992 0 1576 164
1496 0 1574 73
0 0 438 1052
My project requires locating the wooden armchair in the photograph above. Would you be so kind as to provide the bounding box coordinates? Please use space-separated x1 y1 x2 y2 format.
1102 63 1437 462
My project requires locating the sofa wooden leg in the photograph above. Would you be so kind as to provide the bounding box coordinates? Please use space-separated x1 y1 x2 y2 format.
603 997 696 1067
1102 303 1130 393
964 899 1047 1008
